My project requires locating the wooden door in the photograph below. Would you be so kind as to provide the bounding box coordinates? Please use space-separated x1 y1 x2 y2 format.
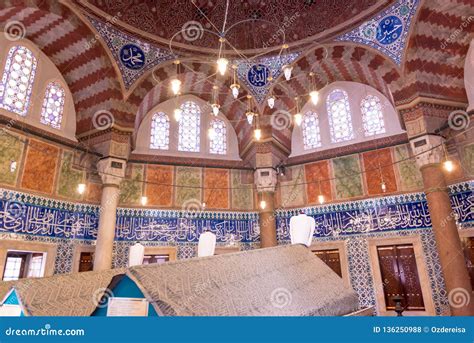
79 252 94 272
377 244 425 311
463 237 474 290
312 249 342 277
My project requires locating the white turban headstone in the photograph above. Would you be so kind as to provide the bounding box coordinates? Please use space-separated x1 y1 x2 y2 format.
289 213 315 247
198 231 216 257
128 242 145 267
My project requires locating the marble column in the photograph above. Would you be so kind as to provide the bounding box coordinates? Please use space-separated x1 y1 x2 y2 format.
411 135 474 316
255 168 278 248
93 158 126 271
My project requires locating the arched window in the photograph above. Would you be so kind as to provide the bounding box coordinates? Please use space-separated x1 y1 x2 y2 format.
0 45 37 116
326 89 354 143
40 82 65 129
302 111 321 150
178 101 201 152
150 112 170 150
209 118 226 155
361 95 386 136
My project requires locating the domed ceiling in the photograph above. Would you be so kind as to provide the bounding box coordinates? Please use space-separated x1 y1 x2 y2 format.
78 0 395 52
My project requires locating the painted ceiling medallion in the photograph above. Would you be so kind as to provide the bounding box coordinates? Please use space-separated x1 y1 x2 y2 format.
336 0 419 65
88 16 175 89
236 53 300 104
82 0 390 51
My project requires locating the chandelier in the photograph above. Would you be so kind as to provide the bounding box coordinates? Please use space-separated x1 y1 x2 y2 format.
166 0 322 141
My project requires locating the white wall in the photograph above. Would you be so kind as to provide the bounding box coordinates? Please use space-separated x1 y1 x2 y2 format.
290 81 405 157
133 94 241 161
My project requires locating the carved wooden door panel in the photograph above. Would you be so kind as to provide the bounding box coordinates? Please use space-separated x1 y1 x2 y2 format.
313 249 342 277
377 244 425 311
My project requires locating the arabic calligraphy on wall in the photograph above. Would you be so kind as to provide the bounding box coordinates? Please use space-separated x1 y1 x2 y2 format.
276 182 473 241
0 181 471 243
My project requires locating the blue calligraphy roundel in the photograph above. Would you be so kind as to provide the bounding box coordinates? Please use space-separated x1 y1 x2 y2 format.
376 15 403 45
119 44 146 70
247 64 270 87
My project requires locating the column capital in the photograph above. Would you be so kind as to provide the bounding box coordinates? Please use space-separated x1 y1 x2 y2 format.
409 134 445 168
254 168 277 193
97 157 126 186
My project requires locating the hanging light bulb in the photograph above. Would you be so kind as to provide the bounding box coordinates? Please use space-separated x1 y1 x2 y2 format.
282 65 293 81
309 90 319 105
443 160 454 172
294 113 302 126
77 183 86 195
208 127 216 139
246 111 254 125
170 78 181 95
260 200 266 210
211 103 220 116
230 83 240 99
216 57 228 76
174 108 182 121
318 194 325 205
254 128 262 141
381 181 387 193
267 95 276 109
140 196 148 206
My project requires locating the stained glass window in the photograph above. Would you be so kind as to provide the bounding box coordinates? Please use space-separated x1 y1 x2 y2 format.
361 95 386 136
178 101 201 152
327 89 354 143
150 112 170 150
209 118 226 155
0 45 37 116
302 111 321 150
40 82 65 129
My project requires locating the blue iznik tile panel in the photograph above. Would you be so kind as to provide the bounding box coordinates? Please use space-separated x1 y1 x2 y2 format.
114 208 260 243
275 181 473 241
335 0 420 65
235 53 300 104
0 181 471 244
87 16 175 89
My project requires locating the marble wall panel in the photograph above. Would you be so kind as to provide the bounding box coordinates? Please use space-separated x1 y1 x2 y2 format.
21 139 59 194
204 168 229 209
362 148 397 195
304 161 332 204
145 165 174 207
332 155 364 199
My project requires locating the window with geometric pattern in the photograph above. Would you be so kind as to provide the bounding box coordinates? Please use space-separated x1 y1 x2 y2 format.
150 112 170 150
302 111 321 150
178 101 201 152
0 45 37 116
326 89 354 143
209 118 226 155
40 82 65 129
361 95 386 136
